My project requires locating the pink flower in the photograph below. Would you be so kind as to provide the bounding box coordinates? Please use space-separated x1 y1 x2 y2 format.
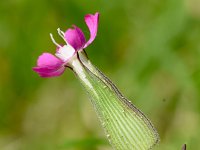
33 12 99 77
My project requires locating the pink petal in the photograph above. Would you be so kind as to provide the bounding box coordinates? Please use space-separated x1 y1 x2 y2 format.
33 67 65 77
36 53 63 67
84 12 99 48
64 26 86 50
33 53 65 77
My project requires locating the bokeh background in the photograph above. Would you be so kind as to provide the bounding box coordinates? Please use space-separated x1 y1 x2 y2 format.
0 0 200 149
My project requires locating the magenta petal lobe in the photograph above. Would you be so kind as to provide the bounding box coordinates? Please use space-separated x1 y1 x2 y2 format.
33 53 65 77
33 66 65 77
84 12 99 48
36 53 63 67
64 26 86 50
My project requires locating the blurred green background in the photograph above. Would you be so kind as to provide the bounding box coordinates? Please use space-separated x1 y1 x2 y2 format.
0 0 200 149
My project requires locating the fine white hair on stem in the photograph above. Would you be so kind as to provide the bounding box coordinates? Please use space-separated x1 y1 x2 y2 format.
50 33 62 48
57 28 69 45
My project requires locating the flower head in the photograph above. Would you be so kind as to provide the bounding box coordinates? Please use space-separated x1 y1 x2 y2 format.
33 12 99 77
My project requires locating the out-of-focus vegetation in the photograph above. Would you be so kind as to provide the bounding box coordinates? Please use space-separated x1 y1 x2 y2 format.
0 0 200 149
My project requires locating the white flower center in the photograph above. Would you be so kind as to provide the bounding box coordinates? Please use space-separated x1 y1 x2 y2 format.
49 28 77 62
55 45 76 62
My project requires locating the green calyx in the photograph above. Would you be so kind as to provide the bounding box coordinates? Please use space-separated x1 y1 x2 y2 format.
68 51 159 150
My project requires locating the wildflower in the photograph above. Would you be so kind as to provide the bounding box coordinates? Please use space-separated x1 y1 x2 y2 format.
33 13 99 77
33 12 159 150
